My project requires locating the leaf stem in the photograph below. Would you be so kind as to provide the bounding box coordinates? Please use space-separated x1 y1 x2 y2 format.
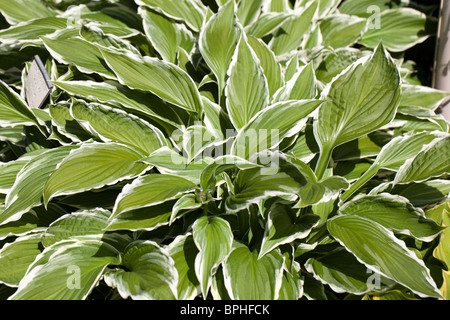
218 80 226 110
315 145 333 180
341 165 380 201
202 203 208 217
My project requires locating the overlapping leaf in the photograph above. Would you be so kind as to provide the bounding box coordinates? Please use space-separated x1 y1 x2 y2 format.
100 49 203 115
223 242 284 300
314 44 401 178
359 8 435 52
225 35 269 130
43 142 148 204
199 0 241 97
0 0 57 25
193 216 233 297
70 100 166 155
9 237 121 300
136 0 206 32
0 146 77 225
104 241 178 300
328 215 443 298
112 174 197 218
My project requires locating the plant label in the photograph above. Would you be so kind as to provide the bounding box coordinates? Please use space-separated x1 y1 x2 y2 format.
25 55 53 109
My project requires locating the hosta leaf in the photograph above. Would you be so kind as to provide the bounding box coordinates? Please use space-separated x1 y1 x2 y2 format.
0 210 41 241
359 8 435 52
342 132 442 199
0 233 43 287
0 126 24 144
259 204 319 258
426 201 450 225
287 126 319 163
0 204 66 241
49 103 91 143
215 0 229 6
394 135 450 184
305 248 394 295
199 0 241 95
285 155 317 184
399 84 450 110
369 131 440 171
393 114 447 134
41 208 111 247
106 201 173 232
70 6 134 30
273 63 317 102
372 180 450 208
225 35 269 130
441 271 450 300
319 14 367 49
9 237 121 300
0 0 57 25
269 1 317 56
236 0 264 26
245 12 290 38
314 44 401 179
315 48 370 84
136 0 206 32
100 49 203 115
41 30 116 79
43 142 148 205
0 146 77 225
167 235 200 300
223 242 284 300
210 267 231 300
316 0 340 18
332 131 392 162
170 194 201 224
315 45 400 148
112 174 197 217
0 80 39 127
142 147 209 185
327 215 443 298
104 241 178 300
302 272 328 300
0 17 67 43
202 96 234 140
396 106 449 128
278 264 303 300
79 24 140 55
193 216 233 297
232 100 323 159
247 35 283 98
140 7 194 64
296 176 348 208
302 24 322 50
52 80 186 131
339 0 410 17
264 0 292 13
179 124 221 163
434 208 450 270
339 194 443 242
0 149 47 193
79 3 138 29
427 204 450 302
70 100 166 155
226 155 308 212
199 155 260 191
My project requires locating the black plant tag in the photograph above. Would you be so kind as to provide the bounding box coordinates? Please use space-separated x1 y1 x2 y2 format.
25 55 53 109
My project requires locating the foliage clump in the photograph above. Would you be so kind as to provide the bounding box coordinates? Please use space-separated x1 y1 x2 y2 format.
0 0 449 300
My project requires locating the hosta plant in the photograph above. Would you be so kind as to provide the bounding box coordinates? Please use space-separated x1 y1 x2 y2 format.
0 0 449 300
